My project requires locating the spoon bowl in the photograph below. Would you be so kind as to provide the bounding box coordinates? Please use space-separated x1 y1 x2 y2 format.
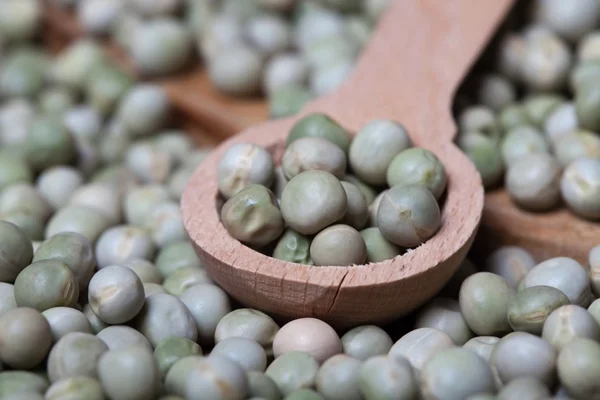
182 0 515 326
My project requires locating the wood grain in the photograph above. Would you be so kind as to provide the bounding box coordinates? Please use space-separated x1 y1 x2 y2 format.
181 0 514 327
41 0 268 137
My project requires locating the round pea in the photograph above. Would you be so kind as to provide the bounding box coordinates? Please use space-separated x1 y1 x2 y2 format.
145 201 187 247
266 351 319 396
462 336 500 363
386 148 447 200
217 143 274 200
341 325 393 361
208 45 264 96
349 119 412 185
359 227 401 263
520 257 592 306
0 183 52 222
272 229 312 265
14 260 79 311
45 205 113 244
96 325 152 352
273 318 341 363
164 356 204 396
280 170 347 235
155 240 202 278
490 331 557 386
25 116 75 172
497 377 551 400
420 348 495 400
458 131 504 189
45 376 104 400
415 297 474 345
47 332 108 383
98 345 160 400
123 184 170 225
483 246 537 288
0 371 49 397
561 157 600 220
508 286 570 334
221 184 284 247
42 307 93 342
500 125 550 165
0 283 16 317
269 85 313 119
118 84 170 137
122 258 163 284
179 284 231 346
247 371 282 400
358 355 418 400
0 307 52 369
505 153 562 211
95 225 156 269
388 327 455 372
282 137 346 180
377 184 441 248
457 106 500 141
576 83 600 131
0 220 33 283
557 338 600 399
287 113 352 154
459 272 515 336
542 305 600 350
211 337 267 372
339 182 368 230
35 166 84 210
552 130 600 167
132 293 198 347
310 224 366 266
154 337 202 378
184 355 248 400
82 304 109 334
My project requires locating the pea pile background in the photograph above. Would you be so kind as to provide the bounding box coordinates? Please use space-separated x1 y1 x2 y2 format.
2 0 600 399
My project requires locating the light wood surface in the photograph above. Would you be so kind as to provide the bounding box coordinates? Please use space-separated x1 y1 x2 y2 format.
181 0 515 326
41 0 268 137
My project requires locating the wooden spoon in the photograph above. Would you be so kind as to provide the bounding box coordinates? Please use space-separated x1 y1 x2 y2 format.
181 0 515 327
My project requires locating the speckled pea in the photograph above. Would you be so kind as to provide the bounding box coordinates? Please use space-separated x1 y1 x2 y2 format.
266 351 319 396
155 240 202 278
0 307 52 369
98 345 160 400
387 148 447 200
508 286 570 334
154 337 202 378
483 246 537 288
542 305 600 350
45 376 104 400
315 354 361 400
184 355 248 400
96 325 152 352
287 113 352 154
341 325 393 361
348 120 412 185
520 257 592 306
459 272 515 336
557 338 600 400
133 293 198 347
561 157 600 220
462 336 500 363
162 267 213 296
415 297 474 345
389 327 455 372
88 265 145 324
42 307 92 342
215 309 279 355
33 232 95 288
180 284 232 346
490 331 557 386
358 355 418 400
0 220 33 283
377 184 441 248
123 184 171 225
95 226 155 269
47 332 108 383
45 206 113 244
14 260 78 311
420 347 495 400
221 184 284 247
310 224 366 266
272 229 312 265
217 143 274 200
211 337 267 372
280 170 347 235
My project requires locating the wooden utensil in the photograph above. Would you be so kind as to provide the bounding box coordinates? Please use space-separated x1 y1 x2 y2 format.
181 0 514 327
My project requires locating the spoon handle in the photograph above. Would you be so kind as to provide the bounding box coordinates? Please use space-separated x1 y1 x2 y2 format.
314 0 515 140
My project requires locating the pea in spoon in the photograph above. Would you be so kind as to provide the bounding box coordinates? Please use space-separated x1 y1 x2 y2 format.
182 0 515 327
